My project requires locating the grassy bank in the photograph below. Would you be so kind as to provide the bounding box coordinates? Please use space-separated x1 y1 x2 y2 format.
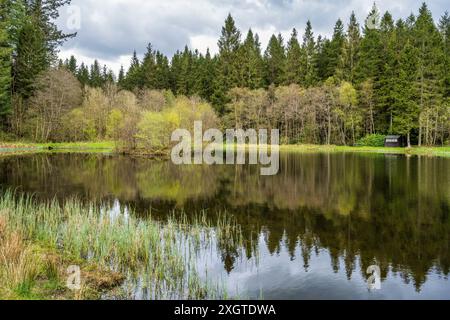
221 144 450 157
0 192 242 300
1 141 449 157
279 145 450 157
0 141 116 157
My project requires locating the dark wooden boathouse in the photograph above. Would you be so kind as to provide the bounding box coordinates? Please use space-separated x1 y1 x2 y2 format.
384 135 406 147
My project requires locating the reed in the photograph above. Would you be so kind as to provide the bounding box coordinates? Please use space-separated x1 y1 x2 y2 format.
0 191 244 300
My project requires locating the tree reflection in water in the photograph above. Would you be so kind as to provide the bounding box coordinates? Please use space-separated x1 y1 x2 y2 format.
1 152 449 295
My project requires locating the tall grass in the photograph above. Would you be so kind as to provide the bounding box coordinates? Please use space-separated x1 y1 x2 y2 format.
0 191 244 299
0 218 40 297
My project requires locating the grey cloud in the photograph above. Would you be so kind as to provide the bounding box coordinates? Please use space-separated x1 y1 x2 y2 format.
57 0 449 64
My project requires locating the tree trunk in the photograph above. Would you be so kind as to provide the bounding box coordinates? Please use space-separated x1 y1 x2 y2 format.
418 119 422 147
407 132 411 148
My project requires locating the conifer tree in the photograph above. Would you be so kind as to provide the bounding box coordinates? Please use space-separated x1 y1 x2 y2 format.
238 29 264 89
413 3 444 145
124 51 142 91
342 12 361 83
377 11 398 133
89 60 103 87
285 28 303 85
392 40 419 147
301 20 318 87
154 51 170 90
176 46 194 95
117 65 125 88
213 14 242 113
264 33 286 86
77 62 90 87
13 0 75 98
194 49 216 100
67 55 77 74
439 12 450 104
355 3 382 83
0 0 12 118
324 19 345 80
141 43 156 88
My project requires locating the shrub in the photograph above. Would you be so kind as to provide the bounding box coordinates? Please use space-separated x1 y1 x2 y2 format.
356 134 386 147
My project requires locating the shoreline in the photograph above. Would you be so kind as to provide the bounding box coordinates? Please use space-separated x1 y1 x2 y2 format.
1 141 449 158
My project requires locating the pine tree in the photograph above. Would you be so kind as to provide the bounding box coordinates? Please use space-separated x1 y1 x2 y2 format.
323 19 345 80
194 49 216 100
342 12 361 83
316 36 330 81
264 33 286 86
67 55 77 74
300 20 318 87
238 29 264 89
124 51 142 91
77 62 90 87
117 65 125 88
141 43 156 88
377 11 398 133
355 3 382 83
413 3 444 145
102 65 114 85
285 28 303 85
213 14 241 113
13 0 75 98
154 51 170 90
13 16 48 98
0 0 12 118
175 46 194 95
439 12 450 102
392 40 419 147
89 60 103 87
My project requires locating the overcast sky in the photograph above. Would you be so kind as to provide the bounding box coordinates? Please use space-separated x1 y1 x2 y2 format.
56 0 448 74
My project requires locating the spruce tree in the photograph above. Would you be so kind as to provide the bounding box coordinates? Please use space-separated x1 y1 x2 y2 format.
342 12 361 83
154 51 170 90
89 60 103 87
13 16 48 98
301 20 318 87
213 14 242 114
124 51 142 91
0 0 12 118
324 19 345 80
67 55 77 74
238 29 264 89
285 28 303 85
194 49 215 100
77 62 90 87
439 12 450 102
264 33 286 86
176 46 194 95
141 43 156 88
13 0 75 98
392 40 419 147
413 3 444 145
117 65 125 88
377 11 398 133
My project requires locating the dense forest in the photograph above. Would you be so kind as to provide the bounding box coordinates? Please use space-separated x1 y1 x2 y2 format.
0 0 449 148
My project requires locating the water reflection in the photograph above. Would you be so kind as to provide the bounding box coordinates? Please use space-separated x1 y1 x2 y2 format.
0 153 449 299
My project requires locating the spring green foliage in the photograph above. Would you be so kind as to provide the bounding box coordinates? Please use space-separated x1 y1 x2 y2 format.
0 0 12 119
0 2 449 146
355 134 386 147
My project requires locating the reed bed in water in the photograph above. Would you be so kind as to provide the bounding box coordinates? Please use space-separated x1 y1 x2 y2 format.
0 191 244 300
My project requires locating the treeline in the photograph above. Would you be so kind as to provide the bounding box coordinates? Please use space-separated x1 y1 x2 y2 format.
16 68 218 150
60 3 450 146
1 1 449 146
0 0 75 135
